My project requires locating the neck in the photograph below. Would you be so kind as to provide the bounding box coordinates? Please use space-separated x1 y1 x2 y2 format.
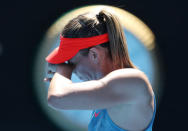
99 59 120 79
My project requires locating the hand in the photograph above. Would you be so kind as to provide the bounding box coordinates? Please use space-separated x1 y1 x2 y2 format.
56 62 75 78
44 63 57 82
44 62 75 82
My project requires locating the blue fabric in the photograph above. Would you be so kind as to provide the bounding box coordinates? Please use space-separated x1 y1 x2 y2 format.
88 94 156 131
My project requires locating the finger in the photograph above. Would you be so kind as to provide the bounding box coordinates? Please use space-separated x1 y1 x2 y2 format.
47 70 55 74
43 77 52 82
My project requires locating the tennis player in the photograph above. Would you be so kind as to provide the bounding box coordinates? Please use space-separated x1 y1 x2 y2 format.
44 9 156 131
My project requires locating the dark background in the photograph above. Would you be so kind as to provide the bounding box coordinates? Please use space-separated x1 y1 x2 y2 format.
0 0 187 130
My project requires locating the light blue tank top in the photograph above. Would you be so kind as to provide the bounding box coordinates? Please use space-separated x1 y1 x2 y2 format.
88 94 156 131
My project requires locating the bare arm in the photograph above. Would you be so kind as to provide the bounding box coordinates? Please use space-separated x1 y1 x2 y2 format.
47 67 152 110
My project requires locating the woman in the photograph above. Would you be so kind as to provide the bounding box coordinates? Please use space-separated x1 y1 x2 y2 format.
44 9 156 131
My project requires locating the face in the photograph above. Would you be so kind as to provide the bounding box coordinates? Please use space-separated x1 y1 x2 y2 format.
69 47 108 81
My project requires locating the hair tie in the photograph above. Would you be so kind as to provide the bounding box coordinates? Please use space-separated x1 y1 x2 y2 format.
96 13 104 23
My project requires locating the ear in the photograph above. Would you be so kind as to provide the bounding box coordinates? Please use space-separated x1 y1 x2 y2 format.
88 47 99 64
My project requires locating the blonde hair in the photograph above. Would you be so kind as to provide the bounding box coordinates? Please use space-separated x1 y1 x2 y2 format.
62 9 137 69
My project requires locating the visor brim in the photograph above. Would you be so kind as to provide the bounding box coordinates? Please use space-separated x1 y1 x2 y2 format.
45 47 79 64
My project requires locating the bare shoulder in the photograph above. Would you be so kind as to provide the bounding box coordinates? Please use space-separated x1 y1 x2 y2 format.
101 68 152 102
105 68 145 78
102 68 149 87
105 68 154 130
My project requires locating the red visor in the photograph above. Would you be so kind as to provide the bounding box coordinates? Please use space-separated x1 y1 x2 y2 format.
45 33 109 64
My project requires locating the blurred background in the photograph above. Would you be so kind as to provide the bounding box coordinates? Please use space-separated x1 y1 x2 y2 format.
0 0 187 131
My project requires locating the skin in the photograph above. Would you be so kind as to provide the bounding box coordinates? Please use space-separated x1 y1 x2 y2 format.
44 45 154 131
70 45 114 80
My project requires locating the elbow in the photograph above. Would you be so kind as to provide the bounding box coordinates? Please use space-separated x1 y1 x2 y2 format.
47 94 57 109
47 93 62 110
47 92 68 110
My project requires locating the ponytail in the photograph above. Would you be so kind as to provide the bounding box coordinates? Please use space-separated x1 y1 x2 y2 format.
96 10 137 69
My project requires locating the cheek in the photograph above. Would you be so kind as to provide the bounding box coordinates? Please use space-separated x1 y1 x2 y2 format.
74 62 92 78
74 63 86 77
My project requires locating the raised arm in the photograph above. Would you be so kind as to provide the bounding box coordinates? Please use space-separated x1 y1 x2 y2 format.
47 65 152 110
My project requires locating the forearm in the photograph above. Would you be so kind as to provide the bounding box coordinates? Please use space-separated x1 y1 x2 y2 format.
47 69 73 108
48 72 71 91
47 78 110 110
47 71 119 110
47 68 147 110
